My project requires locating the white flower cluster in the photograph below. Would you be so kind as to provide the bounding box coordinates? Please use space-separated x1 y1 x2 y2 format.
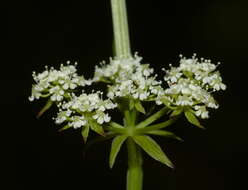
94 54 164 101
55 92 117 129
160 54 226 119
29 62 92 102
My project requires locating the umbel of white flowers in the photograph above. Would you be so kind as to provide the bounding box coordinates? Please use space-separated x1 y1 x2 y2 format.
29 54 226 139
160 54 226 119
29 62 92 102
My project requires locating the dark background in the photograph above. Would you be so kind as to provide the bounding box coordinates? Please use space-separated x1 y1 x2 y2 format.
7 0 248 189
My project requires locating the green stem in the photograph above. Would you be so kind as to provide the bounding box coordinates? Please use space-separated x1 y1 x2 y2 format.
126 138 143 190
124 109 143 190
110 1 142 189
124 110 132 127
36 99 53 118
111 0 131 58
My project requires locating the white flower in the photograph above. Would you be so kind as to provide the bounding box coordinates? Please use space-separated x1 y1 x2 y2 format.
194 105 209 119
139 92 149 100
35 70 49 81
29 86 42 101
95 54 164 101
59 78 77 90
164 67 182 83
93 55 141 82
68 116 87 129
60 63 77 75
55 92 116 129
93 112 111 124
175 95 194 106
55 110 72 124
160 54 226 119
76 76 92 86
29 62 92 102
50 86 64 101
208 73 226 91
179 58 198 73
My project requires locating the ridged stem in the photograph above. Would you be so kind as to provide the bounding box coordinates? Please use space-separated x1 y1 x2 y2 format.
126 137 143 190
111 0 131 58
111 1 142 189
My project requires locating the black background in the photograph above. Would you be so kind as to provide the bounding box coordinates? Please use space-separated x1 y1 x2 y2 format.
7 0 248 189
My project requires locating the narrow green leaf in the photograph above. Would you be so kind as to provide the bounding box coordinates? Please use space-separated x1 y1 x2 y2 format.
146 130 183 141
137 117 178 133
136 107 169 129
135 101 146 114
145 104 156 116
106 121 125 133
89 120 105 136
81 125 90 143
170 108 183 117
83 132 115 157
133 135 174 168
58 125 71 132
109 135 128 168
109 121 124 129
36 99 53 118
129 99 135 110
105 125 125 134
161 98 176 110
184 110 205 129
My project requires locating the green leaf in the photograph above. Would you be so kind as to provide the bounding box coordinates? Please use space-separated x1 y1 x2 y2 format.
137 117 178 133
161 98 176 110
133 135 174 168
146 130 183 141
136 107 169 129
129 99 135 110
58 125 71 132
170 108 183 117
184 110 205 129
135 101 146 114
83 132 116 157
145 104 156 116
109 135 128 168
81 125 90 143
105 125 125 134
109 121 124 129
89 120 105 136
36 99 53 118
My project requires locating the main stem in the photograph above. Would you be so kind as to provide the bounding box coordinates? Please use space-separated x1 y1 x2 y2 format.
124 109 143 190
111 0 142 189
111 0 131 58
126 138 143 190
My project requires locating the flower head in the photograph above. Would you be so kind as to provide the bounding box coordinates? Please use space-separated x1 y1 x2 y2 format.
29 62 92 102
94 54 164 101
55 91 117 128
159 54 226 119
